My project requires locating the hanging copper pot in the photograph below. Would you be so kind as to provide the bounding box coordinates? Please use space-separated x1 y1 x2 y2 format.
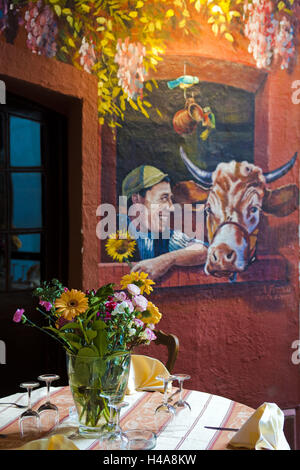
173 97 204 135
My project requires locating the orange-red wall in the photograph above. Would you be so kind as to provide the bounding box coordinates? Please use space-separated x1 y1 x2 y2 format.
0 11 299 421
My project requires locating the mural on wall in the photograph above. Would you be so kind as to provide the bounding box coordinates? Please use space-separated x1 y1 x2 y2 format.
0 0 298 125
0 0 299 284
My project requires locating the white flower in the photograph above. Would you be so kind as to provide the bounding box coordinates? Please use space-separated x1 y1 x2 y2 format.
111 301 129 315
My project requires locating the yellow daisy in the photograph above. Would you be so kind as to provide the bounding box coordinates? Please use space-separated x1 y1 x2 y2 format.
138 301 162 325
55 289 89 321
105 230 136 263
120 271 155 295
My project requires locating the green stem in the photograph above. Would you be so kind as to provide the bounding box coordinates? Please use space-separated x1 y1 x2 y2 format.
25 318 74 351
36 307 56 324
125 259 133 270
78 317 90 345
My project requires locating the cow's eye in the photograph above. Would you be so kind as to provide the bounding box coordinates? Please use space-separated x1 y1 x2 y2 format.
249 206 259 214
205 206 213 215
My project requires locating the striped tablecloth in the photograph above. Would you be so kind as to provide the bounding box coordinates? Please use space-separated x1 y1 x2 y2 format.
0 386 254 450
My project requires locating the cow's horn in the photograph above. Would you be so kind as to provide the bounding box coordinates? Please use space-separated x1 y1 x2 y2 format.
264 152 298 183
179 146 212 187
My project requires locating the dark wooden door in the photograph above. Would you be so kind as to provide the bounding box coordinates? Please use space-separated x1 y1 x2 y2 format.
0 93 68 397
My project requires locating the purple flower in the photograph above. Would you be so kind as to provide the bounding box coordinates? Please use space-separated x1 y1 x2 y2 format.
64 287 69 292
145 328 156 341
55 316 71 330
13 308 25 323
104 312 112 322
39 300 53 311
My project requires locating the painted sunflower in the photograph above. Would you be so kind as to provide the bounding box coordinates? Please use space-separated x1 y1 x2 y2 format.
55 289 89 321
138 301 162 325
120 271 155 295
105 230 136 263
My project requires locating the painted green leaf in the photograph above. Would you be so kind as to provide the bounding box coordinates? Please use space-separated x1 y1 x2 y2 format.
54 5 61 16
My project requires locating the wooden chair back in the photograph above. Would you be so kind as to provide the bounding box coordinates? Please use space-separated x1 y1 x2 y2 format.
154 329 179 373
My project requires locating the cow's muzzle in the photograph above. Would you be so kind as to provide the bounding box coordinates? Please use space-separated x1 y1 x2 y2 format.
205 221 257 278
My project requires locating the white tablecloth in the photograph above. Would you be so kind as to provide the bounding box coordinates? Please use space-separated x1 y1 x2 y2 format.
0 386 254 450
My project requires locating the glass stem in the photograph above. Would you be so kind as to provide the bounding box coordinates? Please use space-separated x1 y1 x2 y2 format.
108 404 117 428
27 387 32 410
46 380 51 403
178 380 184 403
163 380 169 405
114 408 121 432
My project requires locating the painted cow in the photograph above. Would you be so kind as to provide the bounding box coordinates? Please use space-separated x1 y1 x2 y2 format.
173 147 298 280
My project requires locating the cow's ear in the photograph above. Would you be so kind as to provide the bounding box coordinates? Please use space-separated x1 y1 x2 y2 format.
172 180 210 205
262 184 299 217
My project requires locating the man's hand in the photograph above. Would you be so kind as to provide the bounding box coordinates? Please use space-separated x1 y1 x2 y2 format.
131 253 175 280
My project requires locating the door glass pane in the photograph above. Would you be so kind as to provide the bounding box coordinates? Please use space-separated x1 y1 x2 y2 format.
0 173 6 229
0 234 6 291
0 114 4 167
11 172 42 228
10 233 41 290
10 116 41 167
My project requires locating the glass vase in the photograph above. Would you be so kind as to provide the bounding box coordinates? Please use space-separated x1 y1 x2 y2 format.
66 352 131 438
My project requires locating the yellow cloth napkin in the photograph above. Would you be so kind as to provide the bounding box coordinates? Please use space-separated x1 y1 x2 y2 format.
228 402 290 450
126 354 170 394
16 434 79 450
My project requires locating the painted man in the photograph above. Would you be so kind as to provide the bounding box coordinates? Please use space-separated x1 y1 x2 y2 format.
120 165 207 280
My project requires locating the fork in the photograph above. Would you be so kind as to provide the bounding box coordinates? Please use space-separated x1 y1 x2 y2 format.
0 402 27 408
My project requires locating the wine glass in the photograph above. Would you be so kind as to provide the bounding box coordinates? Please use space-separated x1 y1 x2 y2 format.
98 395 129 450
37 374 60 433
155 375 177 417
173 374 191 411
172 374 192 433
19 381 40 439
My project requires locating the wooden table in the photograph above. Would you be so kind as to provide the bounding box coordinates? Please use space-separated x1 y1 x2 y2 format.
0 386 254 450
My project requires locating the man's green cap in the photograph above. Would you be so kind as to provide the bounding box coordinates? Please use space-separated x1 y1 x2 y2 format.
122 165 168 198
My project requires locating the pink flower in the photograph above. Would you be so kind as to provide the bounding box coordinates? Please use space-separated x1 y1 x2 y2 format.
133 295 148 312
64 287 69 292
134 318 144 328
13 309 25 323
145 328 156 341
114 291 127 302
39 300 52 311
127 283 141 296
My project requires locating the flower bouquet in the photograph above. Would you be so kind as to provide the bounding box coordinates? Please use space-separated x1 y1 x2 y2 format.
13 272 161 437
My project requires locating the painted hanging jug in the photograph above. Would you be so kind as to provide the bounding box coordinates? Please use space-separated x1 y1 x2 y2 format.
172 97 204 136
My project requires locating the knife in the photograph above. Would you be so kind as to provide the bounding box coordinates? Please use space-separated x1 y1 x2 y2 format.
204 426 239 432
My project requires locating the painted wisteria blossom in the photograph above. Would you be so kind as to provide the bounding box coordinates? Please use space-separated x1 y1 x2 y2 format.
79 36 97 74
114 37 148 100
244 0 296 69
24 0 58 58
